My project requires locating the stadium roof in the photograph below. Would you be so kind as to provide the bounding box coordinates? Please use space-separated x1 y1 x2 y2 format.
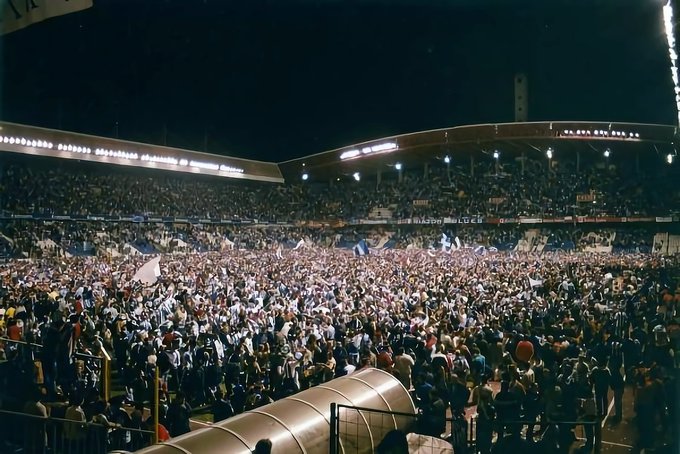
0 121 284 183
0 120 676 184
278 121 678 182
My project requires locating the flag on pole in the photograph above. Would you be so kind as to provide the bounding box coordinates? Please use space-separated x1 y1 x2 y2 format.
455 236 462 250
353 240 369 256
293 239 305 250
276 245 283 259
133 257 161 285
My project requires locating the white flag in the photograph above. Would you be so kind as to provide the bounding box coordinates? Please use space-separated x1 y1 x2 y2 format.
440 234 451 252
293 239 305 250
455 237 462 250
133 257 161 285
223 237 235 250
529 277 543 288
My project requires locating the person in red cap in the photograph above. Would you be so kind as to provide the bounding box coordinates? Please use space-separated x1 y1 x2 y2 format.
515 335 534 364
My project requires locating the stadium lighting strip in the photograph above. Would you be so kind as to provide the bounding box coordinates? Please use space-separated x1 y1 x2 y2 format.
0 135 54 149
664 1 680 126
0 134 245 174
561 129 640 139
340 142 399 160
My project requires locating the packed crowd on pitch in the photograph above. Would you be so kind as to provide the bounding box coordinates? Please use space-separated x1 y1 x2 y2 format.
0 246 678 453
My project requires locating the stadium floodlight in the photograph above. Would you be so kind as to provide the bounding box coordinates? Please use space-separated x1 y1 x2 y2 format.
604 148 611 158
444 155 451 164
664 1 680 125
635 133 640 138
302 172 309 181
353 172 361 182
667 153 674 164
493 150 500 159
20 138 26 145
395 162 402 171
546 147 553 159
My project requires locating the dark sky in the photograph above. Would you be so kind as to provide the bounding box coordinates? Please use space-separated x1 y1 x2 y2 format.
0 0 677 161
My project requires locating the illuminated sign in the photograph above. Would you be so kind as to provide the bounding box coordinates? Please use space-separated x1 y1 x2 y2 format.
559 129 640 139
340 142 398 160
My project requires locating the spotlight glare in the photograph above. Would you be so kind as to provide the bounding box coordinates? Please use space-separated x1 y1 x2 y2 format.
667 153 674 164
604 148 611 158
493 150 500 159
664 1 680 125
353 172 361 181
444 155 451 164
546 148 553 159
395 162 402 171
302 172 309 181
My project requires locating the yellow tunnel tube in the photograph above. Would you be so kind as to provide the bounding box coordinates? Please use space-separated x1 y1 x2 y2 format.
131 368 416 454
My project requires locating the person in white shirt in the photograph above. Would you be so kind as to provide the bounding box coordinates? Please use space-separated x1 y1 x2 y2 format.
394 347 415 390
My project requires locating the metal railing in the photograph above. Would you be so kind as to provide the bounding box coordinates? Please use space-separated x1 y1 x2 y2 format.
0 408 154 454
0 336 112 401
329 403 602 454
329 404 473 454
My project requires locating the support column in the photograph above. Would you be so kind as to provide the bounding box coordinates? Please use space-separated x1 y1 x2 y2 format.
423 163 429 180
635 153 640 174
377 169 382 186
521 152 526 176
470 155 474 177
576 151 580 174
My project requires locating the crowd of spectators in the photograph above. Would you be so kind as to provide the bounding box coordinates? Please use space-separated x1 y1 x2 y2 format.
0 245 677 453
0 152 678 453
0 152 678 222
0 218 667 260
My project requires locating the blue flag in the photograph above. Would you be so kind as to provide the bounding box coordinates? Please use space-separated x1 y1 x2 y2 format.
353 240 369 256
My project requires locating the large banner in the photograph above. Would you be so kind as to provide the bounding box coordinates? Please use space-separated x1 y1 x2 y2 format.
2 0 92 35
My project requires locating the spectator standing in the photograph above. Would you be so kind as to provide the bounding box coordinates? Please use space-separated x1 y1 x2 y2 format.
167 392 192 437
64 396 87 452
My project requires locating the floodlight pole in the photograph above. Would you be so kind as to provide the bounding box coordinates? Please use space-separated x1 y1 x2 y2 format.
154 365 159 444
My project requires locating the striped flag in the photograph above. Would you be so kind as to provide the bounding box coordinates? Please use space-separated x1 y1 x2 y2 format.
353 240 369 256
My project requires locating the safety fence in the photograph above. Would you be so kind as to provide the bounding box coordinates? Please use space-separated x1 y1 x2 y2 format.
329 403 602 454
0 337 112 402
0 408 154 454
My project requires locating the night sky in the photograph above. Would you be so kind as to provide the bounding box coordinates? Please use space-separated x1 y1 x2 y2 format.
0 0 677 161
